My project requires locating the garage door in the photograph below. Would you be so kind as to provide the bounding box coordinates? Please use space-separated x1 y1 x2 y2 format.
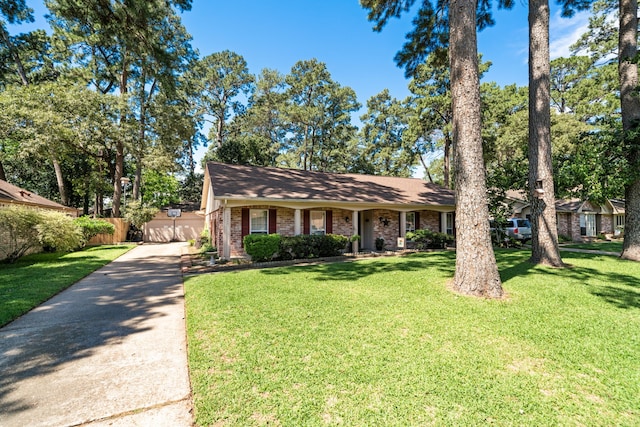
144 213 204 243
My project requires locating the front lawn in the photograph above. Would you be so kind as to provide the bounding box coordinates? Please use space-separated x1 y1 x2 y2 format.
561 241 623 253
0 245 134 327
184 250 640 426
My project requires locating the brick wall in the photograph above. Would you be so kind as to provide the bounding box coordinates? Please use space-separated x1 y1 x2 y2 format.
419 210 440 233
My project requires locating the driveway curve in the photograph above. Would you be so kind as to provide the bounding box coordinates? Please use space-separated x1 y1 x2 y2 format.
0 242 193 427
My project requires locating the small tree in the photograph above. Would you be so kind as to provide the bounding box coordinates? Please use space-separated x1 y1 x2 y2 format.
122 201 159 229
73 216 115 246
37 211 83 252
0 206 42 263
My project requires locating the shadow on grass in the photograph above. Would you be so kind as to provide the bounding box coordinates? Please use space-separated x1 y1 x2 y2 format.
259 251 457 282
260 249 640 310
498 250 640 310
0 244 184 421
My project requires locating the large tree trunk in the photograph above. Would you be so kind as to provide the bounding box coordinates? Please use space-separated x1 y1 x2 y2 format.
528 0 564 266
112 56 128 218
52 156 69 206
0 160 6 181
450 0 503 298
619 0 640 260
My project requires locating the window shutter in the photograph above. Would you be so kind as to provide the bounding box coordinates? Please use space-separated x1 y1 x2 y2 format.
241 208 249 247
415 212 421 230
269 209 277 234
326 210 333 234
438 212 442 234
398 212 402 235
303 210 310 234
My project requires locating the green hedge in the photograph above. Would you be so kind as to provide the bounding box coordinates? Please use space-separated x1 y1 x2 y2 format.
243 233 349 262
243 234 282 262
406 229 455 249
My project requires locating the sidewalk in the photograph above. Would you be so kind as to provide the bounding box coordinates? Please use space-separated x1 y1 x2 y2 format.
0 242 193 427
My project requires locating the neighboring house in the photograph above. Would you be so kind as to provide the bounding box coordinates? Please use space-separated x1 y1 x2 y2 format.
504 190 625 241
0 179 77 216
201 162 456 259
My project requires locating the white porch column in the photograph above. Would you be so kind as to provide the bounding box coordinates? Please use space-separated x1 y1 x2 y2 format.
352 210 359 255
223 206 231 260
440 212 447 234
399 211 407 238
294 209 301 235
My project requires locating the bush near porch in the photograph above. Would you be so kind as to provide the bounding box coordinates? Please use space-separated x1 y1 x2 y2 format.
243 234 349 262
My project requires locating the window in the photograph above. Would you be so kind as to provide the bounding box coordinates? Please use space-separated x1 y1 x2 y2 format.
445 212 454 235
250 209 268 234
580 213 596 237
310 211 326 235
615 214 625 228
406 212 416 233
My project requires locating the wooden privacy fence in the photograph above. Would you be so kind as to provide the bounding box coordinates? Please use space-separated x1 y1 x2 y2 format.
88 218 129 245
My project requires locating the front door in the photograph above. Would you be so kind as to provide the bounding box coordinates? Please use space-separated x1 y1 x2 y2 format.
361 211 374 251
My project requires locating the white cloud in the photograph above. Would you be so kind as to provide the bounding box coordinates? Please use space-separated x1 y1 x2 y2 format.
549 10 591 59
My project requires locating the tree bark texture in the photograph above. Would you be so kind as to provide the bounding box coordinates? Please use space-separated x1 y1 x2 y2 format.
528 0 564 267
619 0 640 260
450 0 503 298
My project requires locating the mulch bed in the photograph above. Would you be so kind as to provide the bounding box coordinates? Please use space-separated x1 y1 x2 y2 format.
180 247 420 276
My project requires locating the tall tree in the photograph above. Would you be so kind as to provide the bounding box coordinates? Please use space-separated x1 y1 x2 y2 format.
0 0 33 85
619 0 640 260
189 50 255 152
283 59 360 172
359 89 414 176
362 0 506 298
528 0 564 266
46 0 193 217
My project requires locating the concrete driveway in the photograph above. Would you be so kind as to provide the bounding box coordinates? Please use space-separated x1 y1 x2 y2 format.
0 242 193 427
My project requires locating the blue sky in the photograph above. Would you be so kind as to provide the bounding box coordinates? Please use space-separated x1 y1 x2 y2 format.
12 0 591 166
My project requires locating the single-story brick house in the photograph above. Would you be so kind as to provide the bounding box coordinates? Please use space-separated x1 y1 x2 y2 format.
201 162 456 259
0 179 77 215
505 190 625 241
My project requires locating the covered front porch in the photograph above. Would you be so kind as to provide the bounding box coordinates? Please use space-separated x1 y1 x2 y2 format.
209 202 455 259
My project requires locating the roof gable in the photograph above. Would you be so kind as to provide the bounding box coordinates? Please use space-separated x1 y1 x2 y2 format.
205 162 455 207
0 179 73 211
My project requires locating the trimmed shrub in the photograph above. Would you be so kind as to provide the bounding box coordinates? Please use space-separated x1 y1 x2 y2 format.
244 234 281 262
406 229 454 249
0 206 43 263
38 211 83 252
73 216 115 246
279 234 349 260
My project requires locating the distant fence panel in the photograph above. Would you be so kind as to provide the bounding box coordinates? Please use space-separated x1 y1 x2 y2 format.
88 218 129 245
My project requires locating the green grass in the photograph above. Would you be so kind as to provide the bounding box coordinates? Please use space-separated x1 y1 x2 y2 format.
185 250 640 426
562 241 623 253
0 245 134 327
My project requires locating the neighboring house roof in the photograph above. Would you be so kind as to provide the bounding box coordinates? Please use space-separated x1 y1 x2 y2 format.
0 179 76 213
555 198 585 213
203 162 455 210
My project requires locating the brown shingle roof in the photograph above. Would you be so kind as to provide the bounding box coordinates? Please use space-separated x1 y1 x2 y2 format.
0 179 75 212
206 162 455 207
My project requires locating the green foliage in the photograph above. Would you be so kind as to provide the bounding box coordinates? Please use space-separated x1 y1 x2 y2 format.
36 210 83 252
243 234 281 262
0 205 43 263
406 228 454 249
141 170 181 208
122 201 158 228
73 216 115 246
358 89 414 177
279 234 349 260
